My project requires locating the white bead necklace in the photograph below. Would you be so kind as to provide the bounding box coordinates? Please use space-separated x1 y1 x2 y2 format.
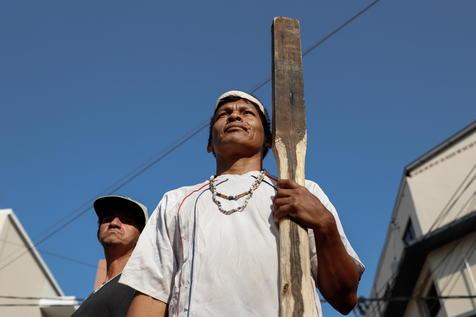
209 170 266 215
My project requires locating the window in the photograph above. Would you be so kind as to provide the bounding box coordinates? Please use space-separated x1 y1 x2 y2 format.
402 218 416 246
424 283 441 317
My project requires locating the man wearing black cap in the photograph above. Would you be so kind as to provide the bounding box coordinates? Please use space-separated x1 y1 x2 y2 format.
71 195 148 317
121 90 364 316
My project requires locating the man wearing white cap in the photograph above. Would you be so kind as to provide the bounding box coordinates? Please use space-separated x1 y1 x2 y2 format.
121 91 364 316
72 195 148 317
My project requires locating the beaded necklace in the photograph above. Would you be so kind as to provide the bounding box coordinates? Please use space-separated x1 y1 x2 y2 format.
209 170 266 215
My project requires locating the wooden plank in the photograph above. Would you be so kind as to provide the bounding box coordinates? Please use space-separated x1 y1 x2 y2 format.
272 17 317 317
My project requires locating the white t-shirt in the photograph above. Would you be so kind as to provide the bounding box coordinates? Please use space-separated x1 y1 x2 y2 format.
120 171 363 317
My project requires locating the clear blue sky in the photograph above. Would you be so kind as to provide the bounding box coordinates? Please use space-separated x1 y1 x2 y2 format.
1 1 475 316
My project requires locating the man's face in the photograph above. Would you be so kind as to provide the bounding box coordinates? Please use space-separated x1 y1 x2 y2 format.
98 210 141 250
209 99 266 158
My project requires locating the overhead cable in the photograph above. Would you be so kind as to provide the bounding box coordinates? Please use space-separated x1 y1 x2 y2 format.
0 0 381 273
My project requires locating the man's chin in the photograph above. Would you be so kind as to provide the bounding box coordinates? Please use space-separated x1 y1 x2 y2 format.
224 127 248 134
100 237 123 246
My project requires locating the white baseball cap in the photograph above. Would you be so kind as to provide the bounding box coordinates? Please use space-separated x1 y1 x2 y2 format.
215 90 266 115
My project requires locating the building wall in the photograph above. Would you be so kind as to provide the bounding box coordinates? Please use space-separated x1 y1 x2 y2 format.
407 132 476 234
0 210 75 317
403 232 476 317
370 182 418 303
367 125 476 317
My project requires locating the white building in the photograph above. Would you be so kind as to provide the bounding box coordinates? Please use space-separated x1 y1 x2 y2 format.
366 122 476 317
0 209 78 317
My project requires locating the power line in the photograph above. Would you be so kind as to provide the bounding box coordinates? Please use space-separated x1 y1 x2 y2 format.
0 304 62 307
302 0 380 56
367 165 476 314
355 294 476 316
0 295 83 301
439 239 476 295
0 1 381 273
41 251 97 270
364 217 476 317
0 122 208 272
359 294 476 303
426 163 476 233
453 190 476 220
0 239 96 269
399 178 476 305
250 0 381 94
0 294 83 308
0 303 80 307
2 293 474 308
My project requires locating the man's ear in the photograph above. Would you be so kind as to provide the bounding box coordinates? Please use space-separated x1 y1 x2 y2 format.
207 143 214 153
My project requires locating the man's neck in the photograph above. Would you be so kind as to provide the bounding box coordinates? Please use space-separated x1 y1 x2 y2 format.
104 248 133 281
215 154 263 176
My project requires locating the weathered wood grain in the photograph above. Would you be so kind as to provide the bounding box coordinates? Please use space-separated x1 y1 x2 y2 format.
272 16 317 317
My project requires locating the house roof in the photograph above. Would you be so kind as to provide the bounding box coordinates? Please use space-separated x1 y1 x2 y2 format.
0 209 79 316
0 209 64 296
405 121 476 175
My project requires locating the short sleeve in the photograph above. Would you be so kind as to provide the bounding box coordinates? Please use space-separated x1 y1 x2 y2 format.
119 193 178 303
305 180 365 280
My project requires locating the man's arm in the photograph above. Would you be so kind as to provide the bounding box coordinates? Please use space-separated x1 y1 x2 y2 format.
312 212 362 314
127 293 167 317
273 179 363 315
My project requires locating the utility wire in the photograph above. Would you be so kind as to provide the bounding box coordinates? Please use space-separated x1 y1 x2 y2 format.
0 239 96 269
250 0 381 94
398 186 476 306
358 294 476 302
367 166 476 314
0 295 83 301
439 239 476 295
0 121 208 272
434 174 476 229
364 223 476 316
2 293 475 307
426 163 476 234
356 293 476 316
453 190 476 220
0 0 381 273
302 0 380 56
365 172 476 311
0 304 76 307
0 294 84 308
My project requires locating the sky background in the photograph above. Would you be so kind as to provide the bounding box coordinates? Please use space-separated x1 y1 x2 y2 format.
1 0 475 316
